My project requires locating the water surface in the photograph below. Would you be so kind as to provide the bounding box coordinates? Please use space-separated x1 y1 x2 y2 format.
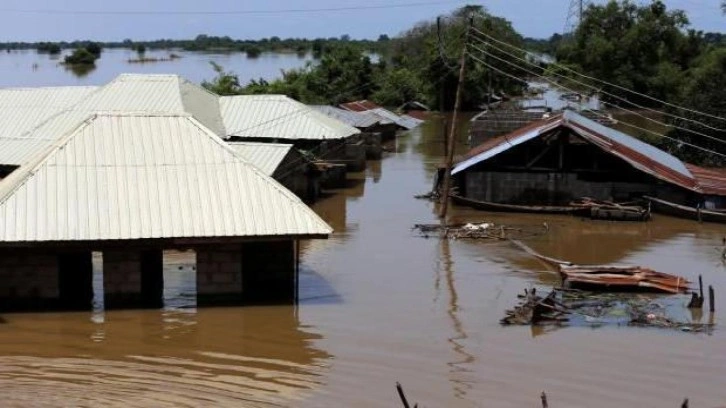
1 115 725 406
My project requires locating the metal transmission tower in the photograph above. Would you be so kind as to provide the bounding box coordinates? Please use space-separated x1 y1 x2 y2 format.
564 0 591 34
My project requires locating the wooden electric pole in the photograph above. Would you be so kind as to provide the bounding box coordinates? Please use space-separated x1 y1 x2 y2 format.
439 16 472 220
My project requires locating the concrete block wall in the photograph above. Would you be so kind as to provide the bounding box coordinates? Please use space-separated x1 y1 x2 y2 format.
103 250 142 308
242 241 295 304
196 244 243 306
0 249 59 310
464 171 658 205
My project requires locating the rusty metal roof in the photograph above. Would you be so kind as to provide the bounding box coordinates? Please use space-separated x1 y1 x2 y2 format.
452 111 718 195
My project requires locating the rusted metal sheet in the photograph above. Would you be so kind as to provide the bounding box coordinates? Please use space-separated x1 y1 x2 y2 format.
686 164 726 196
452 111 721 197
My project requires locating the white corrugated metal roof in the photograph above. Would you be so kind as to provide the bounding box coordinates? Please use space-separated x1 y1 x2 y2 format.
0 112 332 243
221 95 360 140
0 74 228 167
73 74 226 136
228 141 294 176
309 105 383 128
0 86 98 164
368 108 422 130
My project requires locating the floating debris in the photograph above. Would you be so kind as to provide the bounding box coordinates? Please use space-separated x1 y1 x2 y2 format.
511 240 690 294
413 222 548 240
502 288 715 333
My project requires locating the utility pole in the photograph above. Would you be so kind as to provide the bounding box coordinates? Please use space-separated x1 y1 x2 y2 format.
438 16 472 220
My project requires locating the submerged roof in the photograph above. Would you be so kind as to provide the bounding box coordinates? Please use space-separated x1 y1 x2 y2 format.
0 86 98 165
0 113 332 243
228 141 295 176
339 100 423 130
73 74 226 136
0 74 227 167
309 105 383 128
453 110 708 194
221 95 360 140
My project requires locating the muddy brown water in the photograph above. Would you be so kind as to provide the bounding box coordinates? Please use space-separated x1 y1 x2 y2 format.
1 114 726 407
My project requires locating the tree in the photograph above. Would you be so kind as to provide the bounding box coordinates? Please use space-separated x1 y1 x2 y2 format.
656 48 726 165
64 47 98 65
201 62 242 95
388 5 526 110
556 1 702 107
134 44 146 58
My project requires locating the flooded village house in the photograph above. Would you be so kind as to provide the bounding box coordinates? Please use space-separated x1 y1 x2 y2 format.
0 74 335 311
451 110 726 208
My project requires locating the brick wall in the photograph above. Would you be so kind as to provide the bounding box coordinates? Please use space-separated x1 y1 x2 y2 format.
0 249 59 310
196 244 243 306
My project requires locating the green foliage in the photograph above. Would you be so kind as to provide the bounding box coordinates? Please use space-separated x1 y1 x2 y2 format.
372 68 424 106
134 44 146 56
37 42 61 54
201 62 242 96
556 1 702 107
655 48 726 165
63 47 99 65
246 45 262 58
388 5 526 109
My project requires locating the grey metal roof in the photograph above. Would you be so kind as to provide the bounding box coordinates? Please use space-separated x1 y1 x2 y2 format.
0 113 332 243
228 141 294 176
368 108 423 130
221 95 360 140
309 105 383 128
563 110 692 179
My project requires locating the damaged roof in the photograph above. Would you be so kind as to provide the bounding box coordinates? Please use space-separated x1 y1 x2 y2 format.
453 110 726 196
339 100 423 130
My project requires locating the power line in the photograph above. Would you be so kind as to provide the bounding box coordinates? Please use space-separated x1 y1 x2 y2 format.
0 1 465 16
468 42 726 148
469 40 726 148
465 51 726 159
469 25 726 124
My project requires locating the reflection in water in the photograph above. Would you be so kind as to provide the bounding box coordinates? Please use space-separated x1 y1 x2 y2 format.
63 63 97 78
439 238 474 399
0 306 330 406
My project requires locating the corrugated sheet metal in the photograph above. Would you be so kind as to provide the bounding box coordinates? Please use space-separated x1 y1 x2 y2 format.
309 105 382 128
0 113 332 243
73 74 226 136
685 164 726 196
228 142 294 176
221 95 360 140
339 100 423 130
0 74 228 167
453 111 702 193
0 86 98 164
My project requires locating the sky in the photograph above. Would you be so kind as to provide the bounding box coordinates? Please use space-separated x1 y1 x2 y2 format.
0 0 722 42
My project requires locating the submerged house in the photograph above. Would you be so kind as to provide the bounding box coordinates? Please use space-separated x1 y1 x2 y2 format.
0 112 332 312
339 100 424 132
220 95 366 170
228 141 320 202
451 110 726 209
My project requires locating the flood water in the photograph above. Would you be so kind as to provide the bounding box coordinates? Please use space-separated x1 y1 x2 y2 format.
1 112 726 404
0 48 313 87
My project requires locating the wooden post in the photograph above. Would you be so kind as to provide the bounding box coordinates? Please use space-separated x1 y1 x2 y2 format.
541 391 549 408
709 285 715 313
442 119 449 158
439 16 472 220
396 382 411 408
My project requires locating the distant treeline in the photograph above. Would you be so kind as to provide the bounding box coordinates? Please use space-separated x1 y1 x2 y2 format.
0 34 391 55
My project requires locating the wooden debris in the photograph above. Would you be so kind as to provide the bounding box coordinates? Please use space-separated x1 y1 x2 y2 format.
413 222 547 240
511 240 690 294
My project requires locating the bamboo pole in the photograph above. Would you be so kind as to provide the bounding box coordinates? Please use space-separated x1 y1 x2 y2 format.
438 16 472 220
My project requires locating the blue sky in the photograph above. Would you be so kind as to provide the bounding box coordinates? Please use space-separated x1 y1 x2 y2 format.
0 0 722 42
